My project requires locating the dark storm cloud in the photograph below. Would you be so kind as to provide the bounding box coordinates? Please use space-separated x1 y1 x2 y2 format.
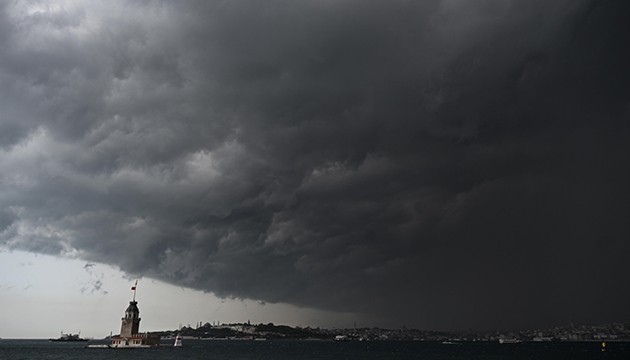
1 0 629 330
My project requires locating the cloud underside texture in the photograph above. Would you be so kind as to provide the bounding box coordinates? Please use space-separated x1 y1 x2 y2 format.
1 0 629 329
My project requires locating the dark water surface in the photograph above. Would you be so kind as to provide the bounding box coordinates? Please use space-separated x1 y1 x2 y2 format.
1 339 629 360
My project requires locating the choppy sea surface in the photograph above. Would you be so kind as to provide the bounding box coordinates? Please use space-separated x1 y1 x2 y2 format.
1 339 629 360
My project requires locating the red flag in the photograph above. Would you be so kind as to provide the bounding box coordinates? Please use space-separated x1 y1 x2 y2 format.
131 286 136 290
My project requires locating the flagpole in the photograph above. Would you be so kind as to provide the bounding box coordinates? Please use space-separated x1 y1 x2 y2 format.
132 280 138 302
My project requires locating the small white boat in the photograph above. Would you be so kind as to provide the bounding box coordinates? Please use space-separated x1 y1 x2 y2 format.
173 334 183 347
499 338 522 344
441 341 463 345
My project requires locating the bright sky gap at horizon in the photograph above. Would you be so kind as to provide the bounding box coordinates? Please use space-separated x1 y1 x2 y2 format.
0 250 359 338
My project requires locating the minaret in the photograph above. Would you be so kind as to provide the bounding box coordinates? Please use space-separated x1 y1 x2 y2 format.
120 281 141 337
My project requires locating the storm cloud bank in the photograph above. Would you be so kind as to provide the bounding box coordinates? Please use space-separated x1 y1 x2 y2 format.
1 0 629 330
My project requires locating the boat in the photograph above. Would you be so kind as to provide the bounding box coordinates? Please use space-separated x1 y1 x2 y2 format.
532 336 553 342
173 334 183 347
50 331 88 342
498 338 522 344
441 341 463 345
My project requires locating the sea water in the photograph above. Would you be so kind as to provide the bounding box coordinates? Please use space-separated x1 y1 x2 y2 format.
1 339 629 360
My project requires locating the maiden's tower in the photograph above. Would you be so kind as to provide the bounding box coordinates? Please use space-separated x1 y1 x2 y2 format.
109 281 160 348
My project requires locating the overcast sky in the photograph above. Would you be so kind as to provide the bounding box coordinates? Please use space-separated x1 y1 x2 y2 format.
1 0 629 336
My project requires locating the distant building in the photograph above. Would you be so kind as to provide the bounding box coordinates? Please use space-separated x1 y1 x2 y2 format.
110 285 160 348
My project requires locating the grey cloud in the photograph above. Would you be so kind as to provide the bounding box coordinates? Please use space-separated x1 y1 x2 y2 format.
1 0 629 330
